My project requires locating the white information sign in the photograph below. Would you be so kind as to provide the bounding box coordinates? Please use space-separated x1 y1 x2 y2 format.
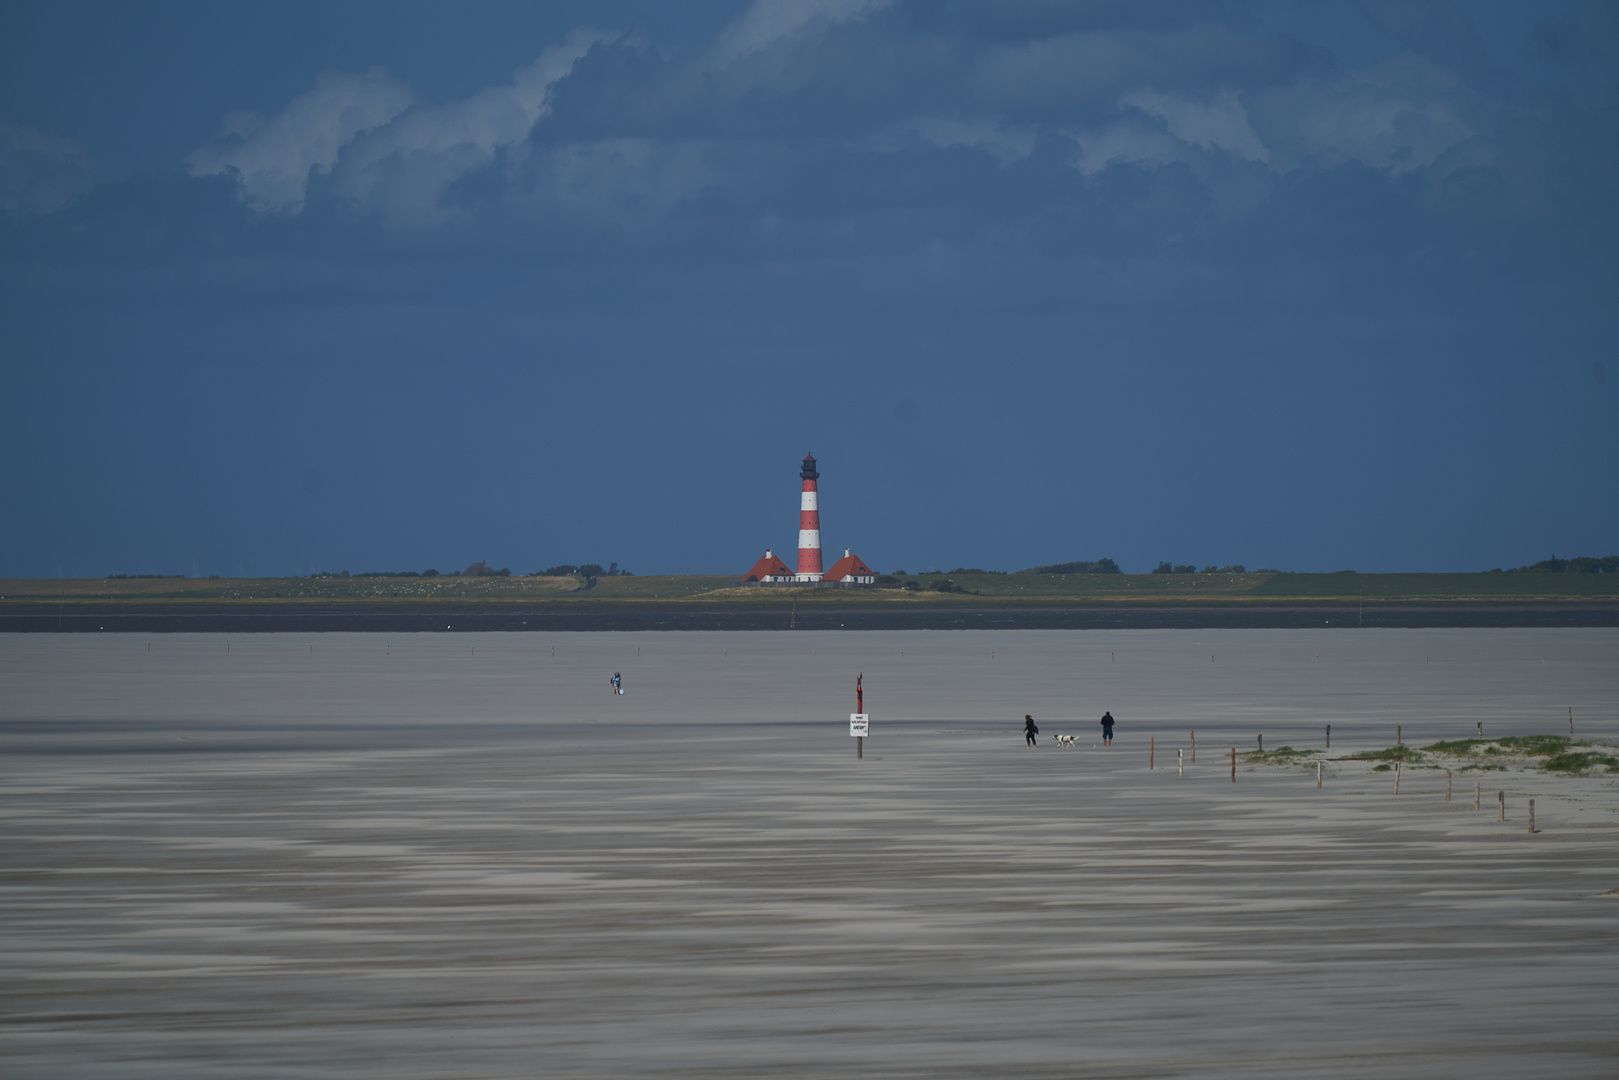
849 713 869 737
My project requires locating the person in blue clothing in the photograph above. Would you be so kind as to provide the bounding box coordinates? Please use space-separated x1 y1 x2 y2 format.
1024 715 1039 748
1100 711 1115 746
611 672 623 695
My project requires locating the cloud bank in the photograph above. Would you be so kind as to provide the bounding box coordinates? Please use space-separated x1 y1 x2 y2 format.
150 0 1597 264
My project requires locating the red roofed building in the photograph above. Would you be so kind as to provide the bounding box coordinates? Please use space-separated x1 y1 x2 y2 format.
822 548 876 585
742 548 794 583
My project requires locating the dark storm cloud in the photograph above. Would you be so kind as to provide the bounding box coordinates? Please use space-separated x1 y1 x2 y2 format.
8 0 1604 288
75 0 1577 291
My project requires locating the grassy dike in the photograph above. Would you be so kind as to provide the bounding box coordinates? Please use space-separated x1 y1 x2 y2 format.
3 570 1618 609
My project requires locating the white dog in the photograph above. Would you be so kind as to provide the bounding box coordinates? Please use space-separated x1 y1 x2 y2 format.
1052 734 1076 747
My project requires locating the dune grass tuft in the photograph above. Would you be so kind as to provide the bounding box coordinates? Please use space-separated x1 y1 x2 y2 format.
1541 751 1619 775
1241 746 1320 766
1494 735 1572 757
1349 745 1425 763
1422 738 1488 755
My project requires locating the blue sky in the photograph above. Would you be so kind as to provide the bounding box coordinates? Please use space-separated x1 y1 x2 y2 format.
1 0 1615 577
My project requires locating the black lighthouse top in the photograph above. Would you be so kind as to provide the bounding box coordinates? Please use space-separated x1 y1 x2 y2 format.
800 453 819 481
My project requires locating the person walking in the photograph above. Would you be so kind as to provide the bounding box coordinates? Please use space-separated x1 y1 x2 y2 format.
1024 714 1039 748
611 672 623 695
1100 711 1115 746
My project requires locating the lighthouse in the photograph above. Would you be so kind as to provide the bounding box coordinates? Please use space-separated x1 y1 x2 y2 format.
796 453 823 581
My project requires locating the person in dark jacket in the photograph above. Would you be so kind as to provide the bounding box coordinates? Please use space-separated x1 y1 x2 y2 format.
1024 715 1039 747
1100 711 1115 746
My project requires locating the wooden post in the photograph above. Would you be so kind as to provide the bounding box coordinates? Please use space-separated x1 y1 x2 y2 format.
1477 721 1482 739
856 678 864 760
1178 748 1183 777
1150 736 1155 770
1258 733 1263 753
1569 706 1573 735
1394 761 1400 795
1397 724 1401 745
1498 791 1504 822
1230 747 1236 782
1317 761 1322 789
1474 781 1480 811
1446 771 1451 802
1528 799 1535 834
1326 724 1330 750
1190 731 1195 762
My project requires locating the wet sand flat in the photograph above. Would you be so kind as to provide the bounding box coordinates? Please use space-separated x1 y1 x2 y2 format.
2 629 1617 1078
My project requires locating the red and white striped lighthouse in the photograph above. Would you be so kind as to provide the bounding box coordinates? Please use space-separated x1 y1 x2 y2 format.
796 452 823 581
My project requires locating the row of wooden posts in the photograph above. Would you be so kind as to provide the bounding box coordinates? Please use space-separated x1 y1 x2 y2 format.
1146 710 1575 765
1144 730 1539 832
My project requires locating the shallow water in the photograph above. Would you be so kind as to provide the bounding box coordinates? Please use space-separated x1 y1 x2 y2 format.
3 629 1617 1078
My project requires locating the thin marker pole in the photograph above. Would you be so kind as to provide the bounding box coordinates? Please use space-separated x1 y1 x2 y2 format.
1477 721 1482 739
1230 747 1236 782
856 677 863 760
1326 724 1330 750
1498 791 1505 822
1569 706 1573 735
1150 736 1154 770
1190 731 1195 762
1178 748 1183 777
1474 781 1480 811
1397 725 1401 746
1258 733 1263 753
1446 771 1451 802
1317 760 1322 789
1528 799 1535 834
1394 761 1400 795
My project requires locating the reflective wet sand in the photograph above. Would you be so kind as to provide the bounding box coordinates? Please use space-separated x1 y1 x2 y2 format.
3 629 1617 1078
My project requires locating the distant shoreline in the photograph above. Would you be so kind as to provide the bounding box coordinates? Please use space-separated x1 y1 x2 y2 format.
5 599 1618 632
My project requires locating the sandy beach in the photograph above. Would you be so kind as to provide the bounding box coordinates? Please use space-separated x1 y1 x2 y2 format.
2 629 1616 1078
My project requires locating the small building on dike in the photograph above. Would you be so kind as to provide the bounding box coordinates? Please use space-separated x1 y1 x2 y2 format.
742 549 795 583
822 548 875 585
